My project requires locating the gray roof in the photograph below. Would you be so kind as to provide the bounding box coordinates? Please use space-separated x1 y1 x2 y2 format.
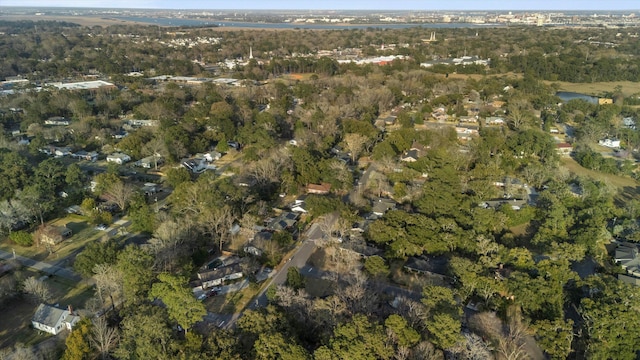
32 304 66 327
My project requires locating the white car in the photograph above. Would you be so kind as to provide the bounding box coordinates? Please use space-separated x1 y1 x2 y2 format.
95 224 108 231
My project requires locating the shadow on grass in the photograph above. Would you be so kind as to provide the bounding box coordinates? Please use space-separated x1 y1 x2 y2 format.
0 297 51 349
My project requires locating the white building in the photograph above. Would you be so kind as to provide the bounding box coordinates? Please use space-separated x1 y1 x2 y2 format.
106 152 131 164
599 138 621 148
32 304 80 335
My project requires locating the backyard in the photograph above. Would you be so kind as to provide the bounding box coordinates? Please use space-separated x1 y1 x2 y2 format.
0 270 94 349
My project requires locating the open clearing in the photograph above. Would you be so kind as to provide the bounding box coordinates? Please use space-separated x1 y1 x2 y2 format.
561 157 640 203
548 80 640 97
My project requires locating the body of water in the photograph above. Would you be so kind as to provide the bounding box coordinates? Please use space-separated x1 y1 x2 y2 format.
111 16 502 29
556 91 599 104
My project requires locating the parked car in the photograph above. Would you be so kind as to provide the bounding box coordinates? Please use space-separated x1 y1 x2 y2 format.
95 224 108 231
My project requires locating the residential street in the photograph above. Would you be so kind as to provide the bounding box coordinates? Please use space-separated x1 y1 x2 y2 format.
0 249 82 282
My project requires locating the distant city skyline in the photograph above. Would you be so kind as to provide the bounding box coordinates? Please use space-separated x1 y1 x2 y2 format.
1 0 638 11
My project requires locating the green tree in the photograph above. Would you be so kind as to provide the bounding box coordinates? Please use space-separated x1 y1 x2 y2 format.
34 158 66 192
579 276 640 360
74 239 120 278
363 255 390 278
286 267 306 290
384 314 420 347
117 245 154 305
9 230 32 246
533 319 574 360
128 193 156 234
254 332 310 360
315 314 393 360
65 163 85 189
115 305 173 360
150 273 206 333
62 318 94 360
165 167 191 188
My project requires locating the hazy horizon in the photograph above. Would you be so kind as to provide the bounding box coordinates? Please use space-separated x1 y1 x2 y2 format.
0 0 638 11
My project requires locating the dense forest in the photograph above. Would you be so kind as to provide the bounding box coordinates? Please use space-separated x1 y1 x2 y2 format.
0 20 640 360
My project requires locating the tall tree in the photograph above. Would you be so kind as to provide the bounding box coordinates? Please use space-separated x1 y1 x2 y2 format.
149 273 206 333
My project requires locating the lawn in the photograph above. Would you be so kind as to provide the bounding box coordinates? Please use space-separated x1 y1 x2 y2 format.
547 80 640 97
0 272 94 350
560 157 640 203
0 214 103 262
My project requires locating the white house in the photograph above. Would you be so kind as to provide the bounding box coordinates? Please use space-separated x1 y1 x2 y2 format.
32 304 80 335
599 138 621 149
106 153 131 164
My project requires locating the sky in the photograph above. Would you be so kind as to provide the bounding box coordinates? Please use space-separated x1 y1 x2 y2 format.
1 0 638 11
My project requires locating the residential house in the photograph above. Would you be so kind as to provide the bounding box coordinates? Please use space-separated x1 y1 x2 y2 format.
400 149 420 162
598 138 621 149
372 198 397 216
112 129 128 140
455 125 479 141
127 119 159 128
458 115 478 123
234 174 257 187
269 212 300 232
614 242 640 286
291 202 308 213
106 152 131 164
623 117 636 130
40 226 72 246
54 147 72 157
71 150 98 162
198 263 244 289
556 143 573 156
203 151 222 162
44 117 70 126
32 304 80 335
403 255 452 282
485 117 505 126
181 157 207 173
307 183 331 195
135 155 164 169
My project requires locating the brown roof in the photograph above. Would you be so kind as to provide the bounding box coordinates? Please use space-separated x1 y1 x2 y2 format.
307 183 331 194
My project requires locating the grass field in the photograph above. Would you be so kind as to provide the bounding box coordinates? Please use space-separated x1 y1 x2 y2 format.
547 80 640 97
561 157 640 203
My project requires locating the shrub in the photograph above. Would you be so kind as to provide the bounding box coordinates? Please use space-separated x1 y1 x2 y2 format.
10 231 33 247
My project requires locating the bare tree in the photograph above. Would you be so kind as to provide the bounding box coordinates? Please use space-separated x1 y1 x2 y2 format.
102 180 135 212
141 136 168 170
22 277 52 303
5 344 37 360
91 317 119 360
0 199 31 236
449 333 494 360
344 133 369 163
200 205 234 252
409 341 443 360
496 319 530 360
93 264 122 310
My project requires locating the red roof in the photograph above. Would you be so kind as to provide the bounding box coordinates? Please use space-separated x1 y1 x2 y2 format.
556 143 572 148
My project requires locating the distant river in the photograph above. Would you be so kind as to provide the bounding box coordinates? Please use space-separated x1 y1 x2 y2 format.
556 91 599 104
111 16 502 29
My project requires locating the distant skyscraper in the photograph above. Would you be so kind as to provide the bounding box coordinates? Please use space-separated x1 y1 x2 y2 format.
249 46 253 59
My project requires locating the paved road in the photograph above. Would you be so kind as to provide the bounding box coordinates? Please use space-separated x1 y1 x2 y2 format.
0 249 82 282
